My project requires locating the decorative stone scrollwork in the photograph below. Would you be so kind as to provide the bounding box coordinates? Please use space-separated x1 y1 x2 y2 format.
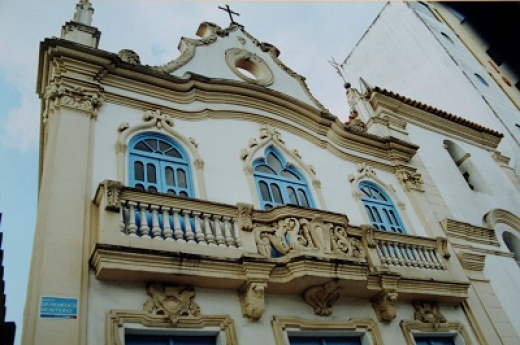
345 118 367 133
118 49 141 65
395 167 424 192
361 224 377 248
259 124 284 144
43 79 103 122
436 237 451 259
413 301 446 329
239 282 266 321
104 179 123 211
143 284 200 325
372 291 398 323
303 281 343 316
253 215 365 259
349 163 377 183
143 109 174 129
236 203 253 232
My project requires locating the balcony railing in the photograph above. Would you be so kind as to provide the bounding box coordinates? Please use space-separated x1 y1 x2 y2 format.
92 180 467 302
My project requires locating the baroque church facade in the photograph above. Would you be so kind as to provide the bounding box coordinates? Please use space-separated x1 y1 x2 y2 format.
23 1 520 345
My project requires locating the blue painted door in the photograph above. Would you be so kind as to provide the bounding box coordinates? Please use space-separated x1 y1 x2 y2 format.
125 334 216 345
289 335 362 345
414 336 456 345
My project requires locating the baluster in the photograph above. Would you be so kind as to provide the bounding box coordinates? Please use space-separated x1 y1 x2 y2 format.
202 214 216 246
232 218 243 249
192 212 206 245
411 245 423 268
172 208 185 243
387 242 399 266
417 247 429 268
138 203 151 239
120 200 126 233
222 216 235 247
161 207 173 241
428 248 442 269
126 201 138 237
401 243 412 267
394 243 405 266
182 210 196 244
150 205 162 240
425 248 437 269
407 244 418 267
433 249 445 270
379 241 390 265
213 216 226 248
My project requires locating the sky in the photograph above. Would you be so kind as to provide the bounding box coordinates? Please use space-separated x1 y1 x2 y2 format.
0 1 385 343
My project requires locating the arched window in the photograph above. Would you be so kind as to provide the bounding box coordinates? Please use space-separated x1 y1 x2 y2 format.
128 133 193 197
359 181 406 233
253 147 314 210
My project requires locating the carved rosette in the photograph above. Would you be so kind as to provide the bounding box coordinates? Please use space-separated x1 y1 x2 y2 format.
303 281 343 316
143 284 200 325
236 203 253 232
43 80 104 122
372 291 398 323
253 215 365 259
413 301 446 329
239 282 266 321
395 167 424 192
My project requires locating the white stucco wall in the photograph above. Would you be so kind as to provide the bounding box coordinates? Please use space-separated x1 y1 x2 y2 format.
342 2 520 172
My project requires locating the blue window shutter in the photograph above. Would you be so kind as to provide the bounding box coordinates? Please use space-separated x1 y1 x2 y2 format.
128 133 194 197
415 336 456 345
253 147 315 210
289 336 362 345
358 181 406 233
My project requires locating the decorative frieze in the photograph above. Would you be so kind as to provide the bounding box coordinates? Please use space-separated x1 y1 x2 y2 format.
412 301 446 329
253 215 365 259
303 281 343 316
143 284 200 325
239 282 266 321
394 167 424 192
43 80 103 122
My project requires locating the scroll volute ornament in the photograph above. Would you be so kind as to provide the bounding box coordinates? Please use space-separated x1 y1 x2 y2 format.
143 284 200 325
239 282 267 321
372 291 398 323
413 301 447 329
303 281 343 316
236 203 253 232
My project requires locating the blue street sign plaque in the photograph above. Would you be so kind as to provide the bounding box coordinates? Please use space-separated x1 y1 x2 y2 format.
40 297 78 319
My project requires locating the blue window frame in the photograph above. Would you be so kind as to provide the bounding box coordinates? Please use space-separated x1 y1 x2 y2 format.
253 147 314 210
125 334 216 345
129 133 193 197
358 181 406 233
289 335 361 345
414 335 455 345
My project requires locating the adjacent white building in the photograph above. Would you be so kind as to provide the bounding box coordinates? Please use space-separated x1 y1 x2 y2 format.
22 2 520 345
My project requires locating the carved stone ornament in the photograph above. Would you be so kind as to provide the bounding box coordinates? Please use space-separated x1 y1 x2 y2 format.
413 301 447 329
303 281 343 316
239 282 266 321
395 167 424 192
43 79 103 122
236 203 253 232
104 179 123 211
142 284 200 325
372 291 398 323
345 118 367 133
253 215 365 259
118 49 141 65
225 48 274 86
143 109 174 129
360 224 377 248
349 163 377 183
436 237 451 259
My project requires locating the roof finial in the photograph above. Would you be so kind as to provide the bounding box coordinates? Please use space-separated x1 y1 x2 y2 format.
73 0 94 26
218 4 240 25
328 57 351 90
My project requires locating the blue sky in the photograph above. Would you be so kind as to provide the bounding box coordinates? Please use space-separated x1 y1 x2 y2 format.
0 1 384 343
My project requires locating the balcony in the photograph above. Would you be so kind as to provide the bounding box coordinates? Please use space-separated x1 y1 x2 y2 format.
91 180 469 305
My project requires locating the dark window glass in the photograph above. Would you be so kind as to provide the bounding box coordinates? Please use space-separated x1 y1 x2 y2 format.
147 163 157 183
134 161 144 181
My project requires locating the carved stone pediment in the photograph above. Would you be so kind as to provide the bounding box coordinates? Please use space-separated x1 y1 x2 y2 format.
143 284 200 325
303 281 343 316
253 215 365 259
413 301 446 329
